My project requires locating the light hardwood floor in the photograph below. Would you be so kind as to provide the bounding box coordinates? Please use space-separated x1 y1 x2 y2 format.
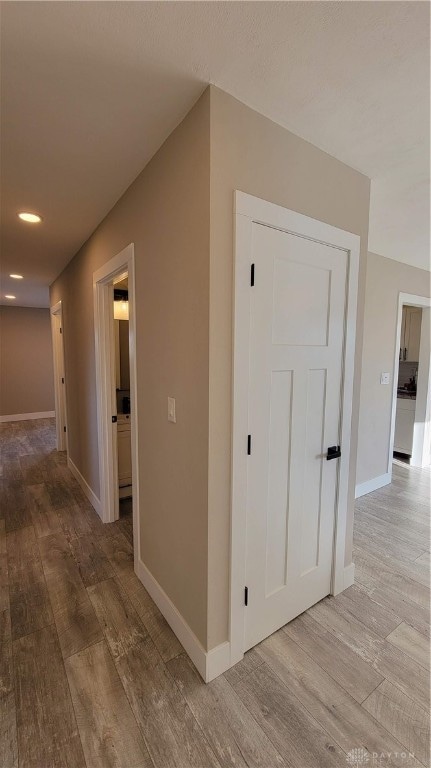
0 419 429 768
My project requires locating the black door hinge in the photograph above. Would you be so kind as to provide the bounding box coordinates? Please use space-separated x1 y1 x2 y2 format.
59 327 62 334
61 377 64 384
112 415 118 423
250 264 255 286
244 587 248 606
247 435 251 455
63 426 66 433
326 445 341 461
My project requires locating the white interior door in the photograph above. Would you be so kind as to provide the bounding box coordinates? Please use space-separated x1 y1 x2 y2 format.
245 223 347 650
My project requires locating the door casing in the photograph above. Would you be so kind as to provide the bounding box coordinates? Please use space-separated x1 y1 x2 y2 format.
50 300 68 452
230 191 360 667
389 293 431 469
93 243 139 562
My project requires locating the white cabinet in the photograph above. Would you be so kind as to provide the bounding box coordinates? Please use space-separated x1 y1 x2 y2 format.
117 415 132 497
400 306 422 362
394 398 416 455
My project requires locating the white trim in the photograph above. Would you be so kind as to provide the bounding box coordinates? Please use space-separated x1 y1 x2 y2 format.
93 244 140 567
411 307 431 468
135 556 232 683
67 456 101 516
135 557 207 680
0 411 55 423
343 563 355 589
94 266 119 524
50 300 68 452
205 642 232 682
388 293 431 474
355 472 391 499
230 191 361 667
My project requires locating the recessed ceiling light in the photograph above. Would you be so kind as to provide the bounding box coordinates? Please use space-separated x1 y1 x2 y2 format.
18 212 42 223
5 295 16 299
9 274 23 279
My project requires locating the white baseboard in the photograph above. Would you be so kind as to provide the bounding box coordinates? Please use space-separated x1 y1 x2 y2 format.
0 410 55 423
206 641 232 682
135 557 232 683
67 456 101 517
343 562 355 589
355 472 391 499
135 557 207 679
133 554 358 683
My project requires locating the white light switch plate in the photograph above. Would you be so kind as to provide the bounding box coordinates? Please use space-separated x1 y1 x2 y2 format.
167 397 176 423
380 372 390 385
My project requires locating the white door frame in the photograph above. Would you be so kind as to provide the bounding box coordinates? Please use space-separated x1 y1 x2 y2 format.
389 293 431 470
93 244 139 545
230 191 360 667
50 300 68 452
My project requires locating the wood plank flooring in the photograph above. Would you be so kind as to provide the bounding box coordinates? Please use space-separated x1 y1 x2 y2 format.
0 420 429 768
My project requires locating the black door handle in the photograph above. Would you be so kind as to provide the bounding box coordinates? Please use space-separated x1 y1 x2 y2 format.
327 445 341 460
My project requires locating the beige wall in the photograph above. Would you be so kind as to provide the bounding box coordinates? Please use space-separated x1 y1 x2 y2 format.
207 87 371 648
356 252 431 487
51 91 211 646
50 85 373 653
0 305 55 417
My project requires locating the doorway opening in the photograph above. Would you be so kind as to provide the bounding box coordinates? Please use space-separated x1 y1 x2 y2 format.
50 300 68 452
113 274 133 517
390 293 431 471
393 304 422 463
93 244 139 561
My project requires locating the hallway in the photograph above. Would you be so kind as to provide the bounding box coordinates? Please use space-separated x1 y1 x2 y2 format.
0 419 429 768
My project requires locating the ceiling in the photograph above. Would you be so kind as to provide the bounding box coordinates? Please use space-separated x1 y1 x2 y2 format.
1 1 429 307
